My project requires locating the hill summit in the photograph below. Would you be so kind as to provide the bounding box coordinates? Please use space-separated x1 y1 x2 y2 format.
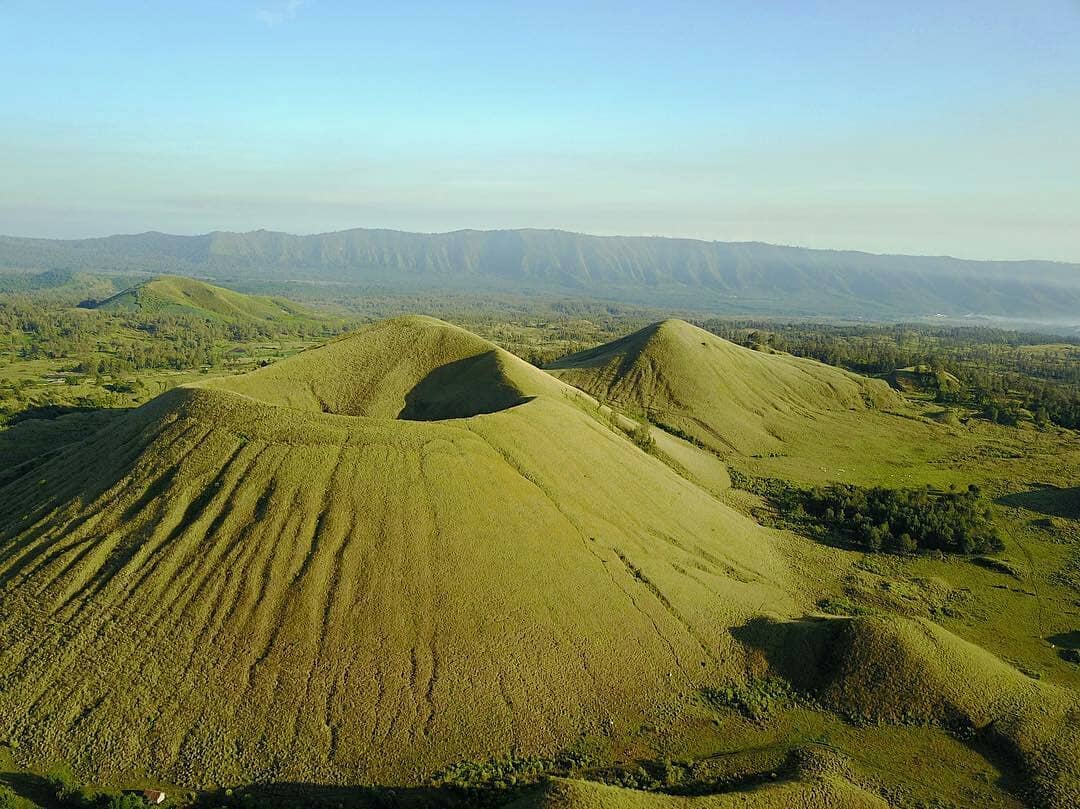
549 319 900 456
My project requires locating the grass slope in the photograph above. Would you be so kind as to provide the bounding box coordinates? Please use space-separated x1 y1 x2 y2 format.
509 774 888 809
740 615 1079 807
93 275 316 324
0 317 798 786
548 319 899 457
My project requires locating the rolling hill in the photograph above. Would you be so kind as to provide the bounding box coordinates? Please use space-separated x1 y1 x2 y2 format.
2 228 1079 323
0 317 1075 806
90 274 318 324
0 316 799 785
548 319 900 457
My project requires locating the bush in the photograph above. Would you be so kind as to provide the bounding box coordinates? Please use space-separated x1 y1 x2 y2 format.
46 769 82 805
630 421 655 453
105 794 147 809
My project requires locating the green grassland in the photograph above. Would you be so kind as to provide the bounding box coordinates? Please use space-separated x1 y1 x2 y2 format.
0 294 1077 809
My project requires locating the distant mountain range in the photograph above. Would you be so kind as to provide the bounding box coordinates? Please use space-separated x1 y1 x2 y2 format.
2 227 1078 324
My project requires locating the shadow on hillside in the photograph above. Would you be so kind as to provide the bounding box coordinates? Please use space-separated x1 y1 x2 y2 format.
1048 630 1080 649
399 350 532 421
0 769 61 808
0 773 517 809
729 615 840 692
1048 630 1080 665
8 403 117 425
199 780 541 808
0 406 127 484
997 485 1080 520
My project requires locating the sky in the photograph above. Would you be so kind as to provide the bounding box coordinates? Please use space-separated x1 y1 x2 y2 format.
1 1 1078 261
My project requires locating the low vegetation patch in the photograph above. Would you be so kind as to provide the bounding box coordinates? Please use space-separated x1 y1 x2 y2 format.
41 768 150 809
701 678 801 723
970 555 1024 579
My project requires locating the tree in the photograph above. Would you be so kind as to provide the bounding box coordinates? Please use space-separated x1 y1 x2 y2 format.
630 421 655 453
898 533 917 554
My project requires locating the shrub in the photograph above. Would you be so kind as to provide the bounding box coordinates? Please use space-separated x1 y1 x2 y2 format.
630 421 655 453
105 795 147 809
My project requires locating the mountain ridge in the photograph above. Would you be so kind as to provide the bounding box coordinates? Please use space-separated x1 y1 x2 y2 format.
16 226 1080 266
2 227 1078 323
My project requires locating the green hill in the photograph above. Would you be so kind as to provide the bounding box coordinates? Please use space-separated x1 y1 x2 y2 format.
92 274 317 324
548 319 900 457
739 615 1079 808
0 317 1075 807
0 316 796 785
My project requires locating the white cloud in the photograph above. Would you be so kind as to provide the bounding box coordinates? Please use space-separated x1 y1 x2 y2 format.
256 0 305 26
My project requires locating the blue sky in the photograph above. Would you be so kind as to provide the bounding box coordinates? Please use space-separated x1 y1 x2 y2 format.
1 1 1078 260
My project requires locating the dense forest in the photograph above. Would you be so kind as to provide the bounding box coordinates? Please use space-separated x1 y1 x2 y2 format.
802 483 1003 554
0 294 348 428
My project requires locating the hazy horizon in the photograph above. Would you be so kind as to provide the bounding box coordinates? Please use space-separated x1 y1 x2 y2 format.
2 1 1079 262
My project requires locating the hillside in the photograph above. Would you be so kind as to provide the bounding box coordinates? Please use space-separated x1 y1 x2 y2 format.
0 316 799 785
0 317 1076 807
91 274 317 324
2 228 1079 323
510 775 890 809
548 319 901 458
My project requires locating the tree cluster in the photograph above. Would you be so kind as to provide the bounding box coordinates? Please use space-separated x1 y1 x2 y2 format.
803 483 1003 554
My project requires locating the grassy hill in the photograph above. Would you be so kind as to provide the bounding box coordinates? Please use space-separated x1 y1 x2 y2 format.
0 316 799 785
3 228 1079 323
548 319 900 458
0 317 1076 807
91 274 318 324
